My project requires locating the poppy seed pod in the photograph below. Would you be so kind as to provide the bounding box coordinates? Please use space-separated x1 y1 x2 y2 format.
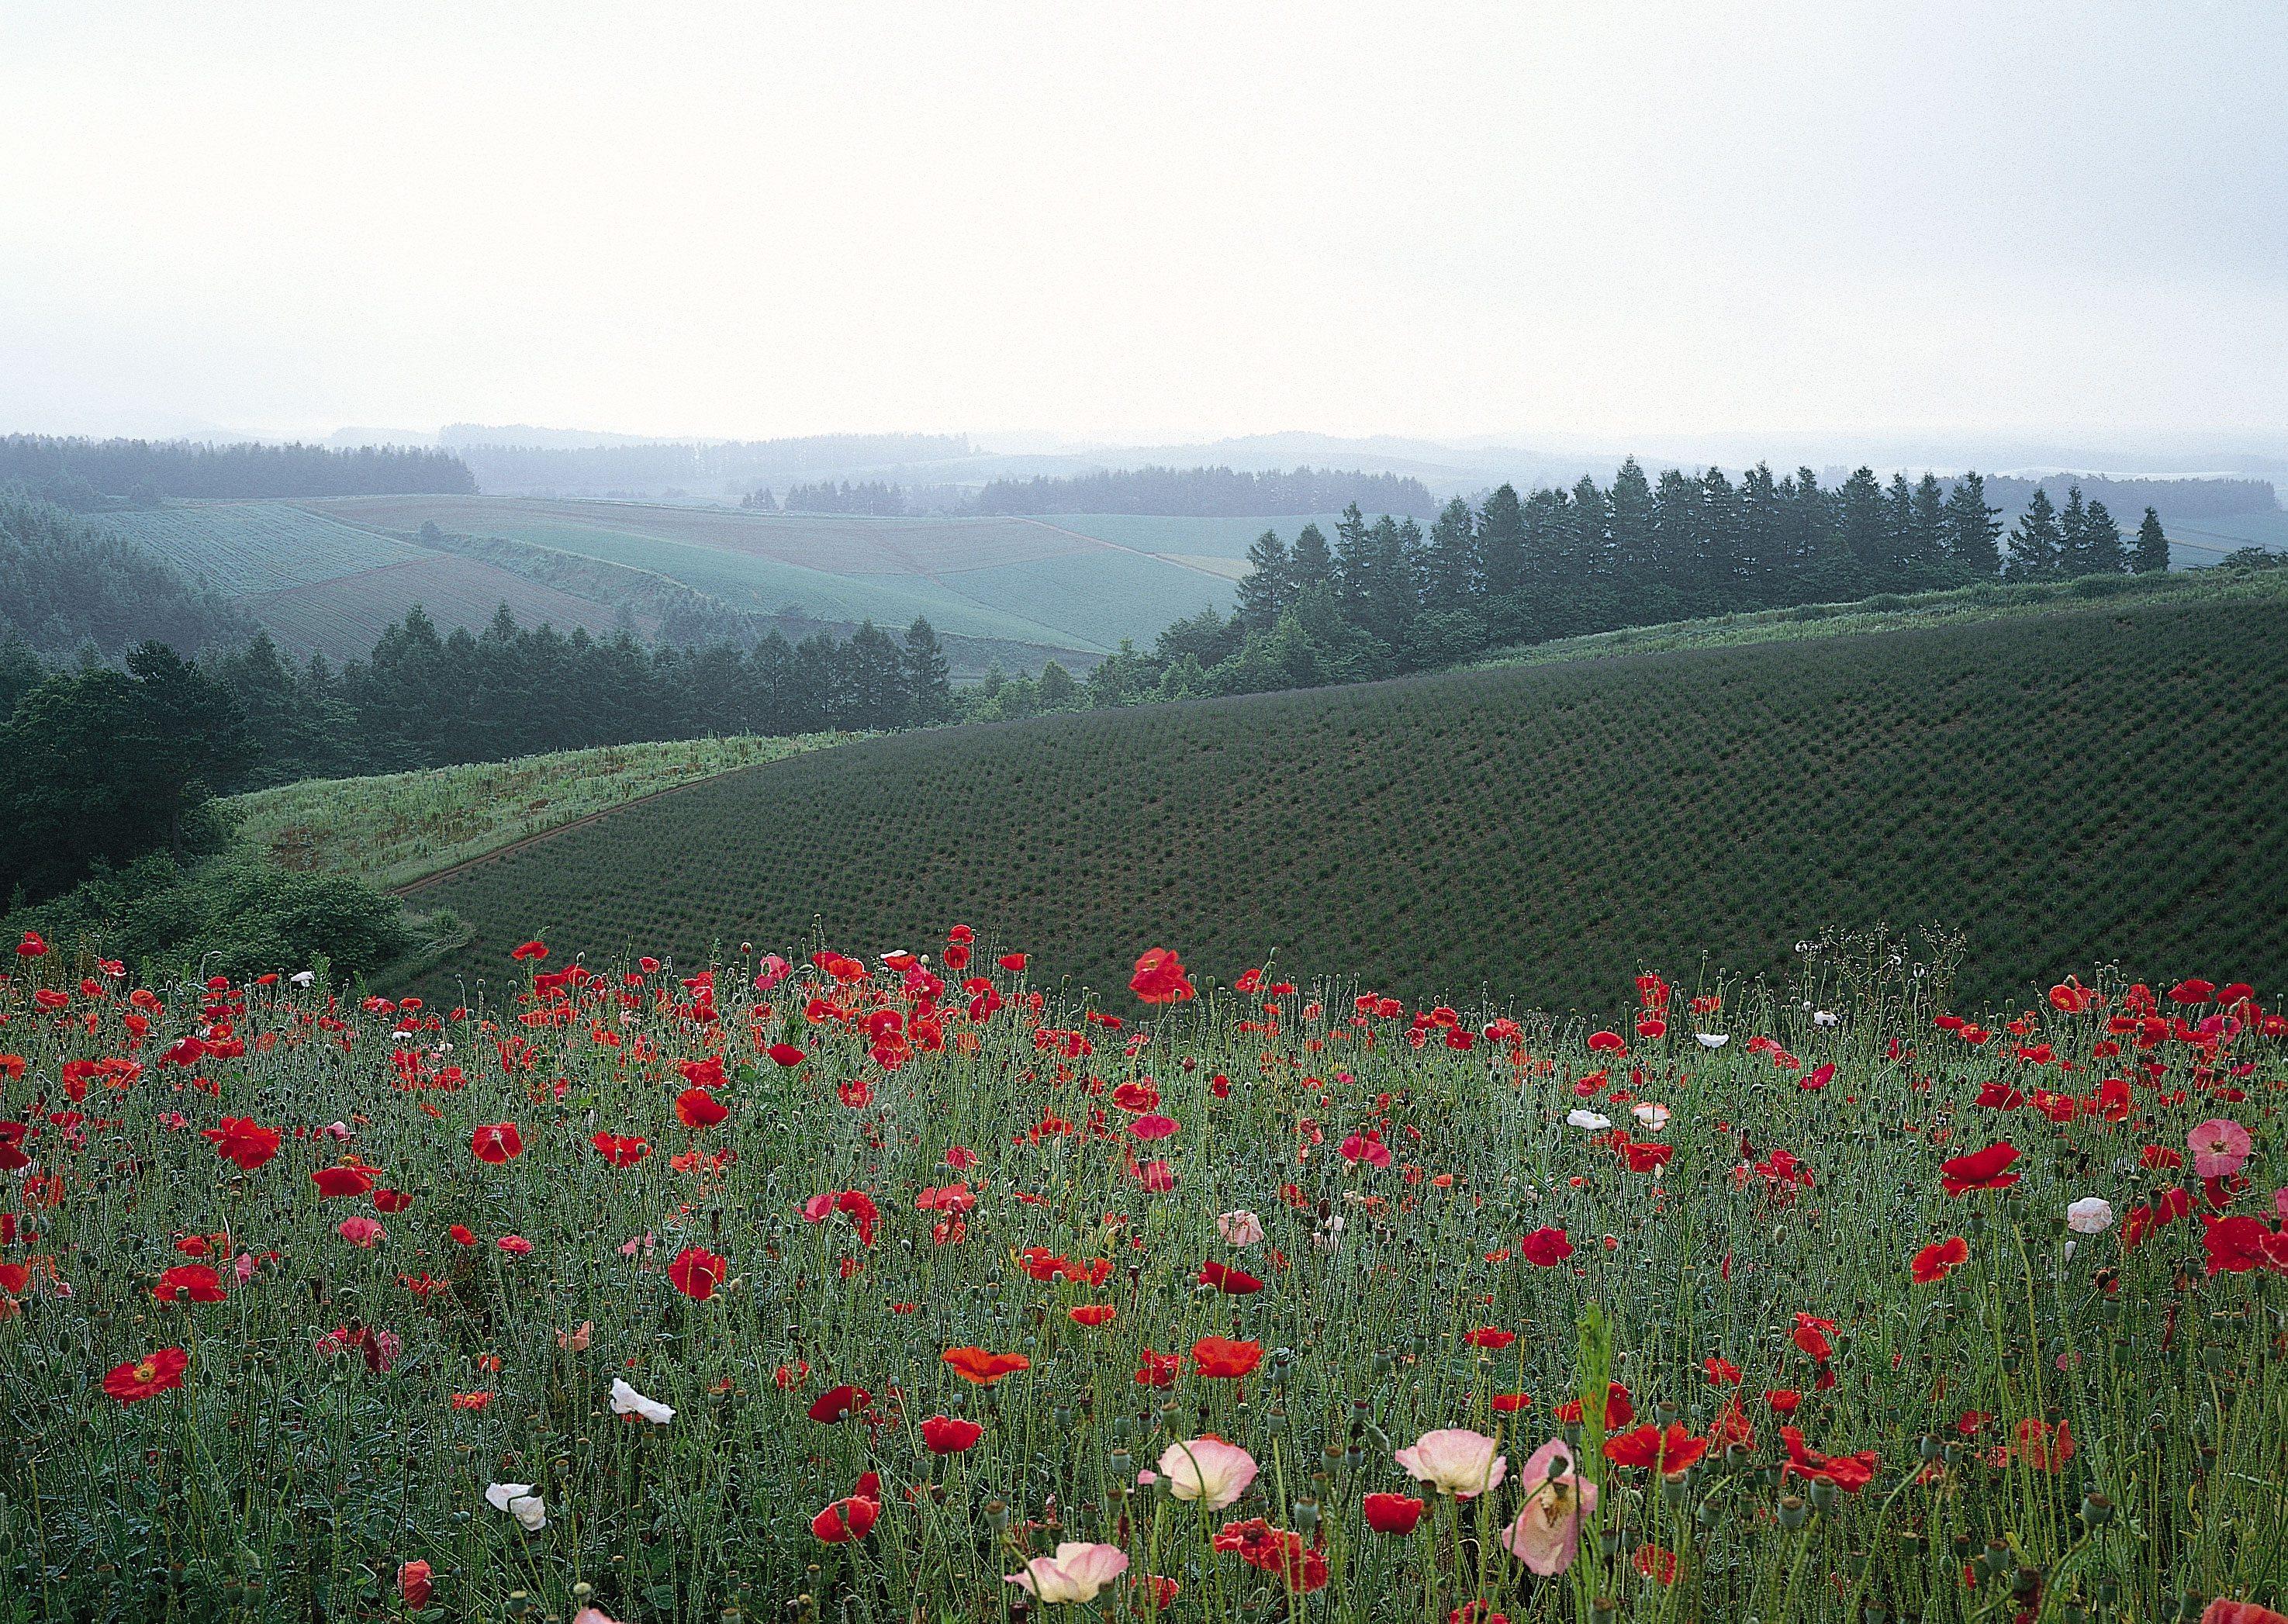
1809 1477 1840 1513
983 1500 1011 1532
1777 1494 1809 1530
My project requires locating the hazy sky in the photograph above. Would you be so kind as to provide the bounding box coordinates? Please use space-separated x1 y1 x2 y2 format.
4 2 2283 446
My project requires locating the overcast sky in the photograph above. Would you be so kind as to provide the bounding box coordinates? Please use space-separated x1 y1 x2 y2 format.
3 1 2283 449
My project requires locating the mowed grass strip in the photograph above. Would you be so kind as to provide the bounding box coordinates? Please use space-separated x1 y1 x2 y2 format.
390 595 2288 1012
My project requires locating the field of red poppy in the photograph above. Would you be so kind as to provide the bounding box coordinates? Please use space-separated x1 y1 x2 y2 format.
389 591 2288 1018
1 921 2282 1624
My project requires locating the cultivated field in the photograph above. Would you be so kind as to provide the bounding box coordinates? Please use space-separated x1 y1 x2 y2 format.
1 929 2277 1620
385 591 2288 1017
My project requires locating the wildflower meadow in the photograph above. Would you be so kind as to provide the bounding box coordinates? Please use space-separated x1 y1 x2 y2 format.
0 923 2282 1624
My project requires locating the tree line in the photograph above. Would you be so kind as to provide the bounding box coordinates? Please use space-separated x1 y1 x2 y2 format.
0 436 475 504
0 489 257 658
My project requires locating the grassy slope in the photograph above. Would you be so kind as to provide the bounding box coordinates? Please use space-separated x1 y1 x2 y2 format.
385 587 2288 1014
230 733 860 892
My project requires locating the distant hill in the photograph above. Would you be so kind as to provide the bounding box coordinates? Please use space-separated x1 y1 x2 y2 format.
386 586 2288 1014
972 465 1438 519
447 433 973 495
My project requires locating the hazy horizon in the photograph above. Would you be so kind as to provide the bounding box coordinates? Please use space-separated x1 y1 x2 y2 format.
5 2 2283 452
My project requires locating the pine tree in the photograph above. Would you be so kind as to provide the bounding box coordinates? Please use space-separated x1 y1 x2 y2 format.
1287 522 1335 596
2133 506 2170 574
1607 458 1654 579
2006 488 2062 579
903 617 952 723
1422 497 1480 603
2058 485 2091 577
2082 498 2124 575
1477 485 1526 600
1234 529 1291 631
1907 473 1949 580
1836 467 1888 589
1332 503 1372 618
1944 472 2003 578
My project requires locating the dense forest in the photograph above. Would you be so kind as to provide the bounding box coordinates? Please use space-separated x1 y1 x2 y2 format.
0 434 475 503
448 432 969 493
0 490 256 656
971 463 1437 517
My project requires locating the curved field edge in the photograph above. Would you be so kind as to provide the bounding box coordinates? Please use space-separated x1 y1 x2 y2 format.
228 733 867 893
383 594 2288 1014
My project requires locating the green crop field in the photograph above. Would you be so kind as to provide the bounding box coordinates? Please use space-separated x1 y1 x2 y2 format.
1036 512 1346 559
99 500 423 594
385 590 2288 1015
248 553 644 661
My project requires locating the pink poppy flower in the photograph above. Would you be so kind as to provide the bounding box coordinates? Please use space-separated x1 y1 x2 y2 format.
2189 1118 2252 1179
1500 1437 1598 1575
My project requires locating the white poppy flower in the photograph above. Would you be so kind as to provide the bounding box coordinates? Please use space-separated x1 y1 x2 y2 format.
486 1483 547 1530
1566 1110 1612 1132
1631 1103 1671 1130
1812 1011 1840 1028
1695 1033 1729 1049
2065 1197 2113 1235
289 970 316 988
610 1378 676 1425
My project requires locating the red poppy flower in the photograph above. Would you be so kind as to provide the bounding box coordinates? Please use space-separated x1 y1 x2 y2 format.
1191 1336 1263 1380
1214 1519 1328 1594
16 931 47 958
941 1346 1030 1385
766 1043 806 1068
1623 1142 1675 1174
153 1264 226 1304
448 1224 479 1246
668 1245 728 1300
2169 980 2216 1004
811 1494 880 1543
998 954 1027 973
1789 1322 1833 1362
1553 1381 1634 1430
1938 1142 2020 1194
470 1123 524 1164
1703 1356 1743 1387
1198 1260 1263 1295
1911 1235 1970 1284
1068 1304 1117 1327
311 1164 378 1199
510 940 548 961
1464 1327 1517 1349
592 1132 649 1166
1633 1545 1678 1586
1779 1425 1877 1491
921 1414 983 1454
1111 1080 1161 1112
1604 1422 1709 1474
1973 1083 2024 1111
1362 1492 1424 1533
202 1116 281 1171
674 1088 728 1128
1520 1226 1574 1267
1765 1389 1802 1414
373 1188 415 1213
1135 1348 1181 1387
104 1347 189 1402
1587 1030 1627 1054
1128 947 1195 1004
807 1384 869 1422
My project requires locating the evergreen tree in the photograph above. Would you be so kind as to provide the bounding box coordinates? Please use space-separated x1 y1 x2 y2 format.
1234 529 1291 632
1607 458 1654 580
2058 486 2092 577
2082 498 2124 575
843 620 907 731
1332 503 1373 617
2006 487 2063 579
1907 472 1950 582
1422 497 1480 603
1944 472 2003 578
1737 463 1783 606
1287 522 1335 596
2133 506 2170 574
1476 485 1526 601
1836 467 1889 589
903 617 952 724
1698 465 1741 605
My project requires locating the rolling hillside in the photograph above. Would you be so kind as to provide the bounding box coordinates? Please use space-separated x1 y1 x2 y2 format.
385 589 2288 1014
307 495 1241 655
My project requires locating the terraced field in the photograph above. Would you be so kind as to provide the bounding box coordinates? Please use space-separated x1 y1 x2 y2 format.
389 590 2288 1014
